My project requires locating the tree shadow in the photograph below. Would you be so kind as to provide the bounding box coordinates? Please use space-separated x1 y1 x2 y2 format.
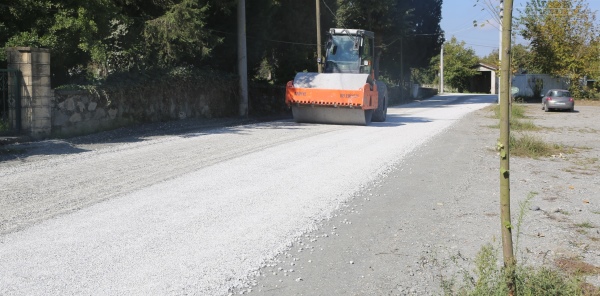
0 94 496 162
0 140 90 162
369 114 431 127
395 94 497 109
0 114 299 162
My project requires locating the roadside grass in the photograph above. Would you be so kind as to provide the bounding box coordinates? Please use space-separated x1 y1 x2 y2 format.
575 221 596 229
573 157 599 168
563 167 597 175
488 104 539 131
487 120 539 131
492 104 528 119
563 156 600 175
441 193 600 295
442 248 593 296
509 120 539 131
489 103 597 158
575 128 599 134
443 104 600 294
484 105 581 158
487 103 582 158
509 133 574 158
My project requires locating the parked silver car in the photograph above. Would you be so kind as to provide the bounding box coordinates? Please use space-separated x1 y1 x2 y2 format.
542 89 574 112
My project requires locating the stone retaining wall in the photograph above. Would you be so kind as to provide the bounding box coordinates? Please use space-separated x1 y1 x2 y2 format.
52 90 124 137
418 87 438 99
51 82 289 138
52 84 238 138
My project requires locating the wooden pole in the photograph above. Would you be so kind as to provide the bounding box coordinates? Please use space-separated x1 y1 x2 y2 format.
499 0 515 294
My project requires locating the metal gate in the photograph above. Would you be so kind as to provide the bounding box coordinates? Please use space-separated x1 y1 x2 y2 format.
0 69 22 136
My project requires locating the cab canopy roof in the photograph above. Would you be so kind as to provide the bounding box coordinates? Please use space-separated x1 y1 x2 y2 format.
329 28 374 38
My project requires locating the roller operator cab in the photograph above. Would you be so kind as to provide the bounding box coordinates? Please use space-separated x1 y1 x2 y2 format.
324 28 375 75
285 28 388 125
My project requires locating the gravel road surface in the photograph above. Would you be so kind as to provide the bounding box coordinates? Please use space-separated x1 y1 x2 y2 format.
1 94 598 295
243 102 600 295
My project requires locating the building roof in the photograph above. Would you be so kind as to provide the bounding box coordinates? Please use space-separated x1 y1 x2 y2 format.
473 62 498 71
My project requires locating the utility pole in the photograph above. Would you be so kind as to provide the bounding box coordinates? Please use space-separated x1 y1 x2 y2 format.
400 37 404 99
498 0 515 295
316 0 322 73
238 0 248 117
440 43 444 94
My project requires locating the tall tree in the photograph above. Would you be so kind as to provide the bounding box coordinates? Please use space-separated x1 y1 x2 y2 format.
518 0 599 80
395 0 444 74
144 1 213 67
1 0 124 84
435 36 479 92
1 0 444 88
0 0 239 84
510 44 534 73
480 49 500 68
480 44 533 73
335 0 444 84
238 0 337 84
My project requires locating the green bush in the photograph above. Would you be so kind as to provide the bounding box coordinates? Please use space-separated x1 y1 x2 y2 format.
443 244 587 296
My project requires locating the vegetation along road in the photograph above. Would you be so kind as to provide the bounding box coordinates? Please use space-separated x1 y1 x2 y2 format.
2 94 599 295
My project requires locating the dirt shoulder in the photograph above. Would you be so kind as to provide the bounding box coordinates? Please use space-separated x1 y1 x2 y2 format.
242 103 600 295
576 100 600 107
511 104 600 277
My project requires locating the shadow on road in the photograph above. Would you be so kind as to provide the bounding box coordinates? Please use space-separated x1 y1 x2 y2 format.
0 114 296 162
0 94 496 162
0 140 90 162
395 94 497 109
369 114 431 127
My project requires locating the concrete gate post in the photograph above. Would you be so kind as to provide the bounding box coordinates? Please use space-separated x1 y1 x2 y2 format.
6 47 52 139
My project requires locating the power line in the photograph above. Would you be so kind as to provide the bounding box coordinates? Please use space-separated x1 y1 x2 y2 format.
447 8 487 33
207 28 317 47
464 42 498 49
321 0 336 18
447 17 492 35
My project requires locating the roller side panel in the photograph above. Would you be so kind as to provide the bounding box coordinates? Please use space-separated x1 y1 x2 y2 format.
372 81 388 122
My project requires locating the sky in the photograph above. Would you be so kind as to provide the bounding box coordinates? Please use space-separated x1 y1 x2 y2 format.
441 0 600 58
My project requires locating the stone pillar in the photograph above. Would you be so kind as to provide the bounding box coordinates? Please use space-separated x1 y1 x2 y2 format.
6 47 52 139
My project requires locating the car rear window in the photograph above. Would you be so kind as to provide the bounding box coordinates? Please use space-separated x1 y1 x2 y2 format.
552 91 571 97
